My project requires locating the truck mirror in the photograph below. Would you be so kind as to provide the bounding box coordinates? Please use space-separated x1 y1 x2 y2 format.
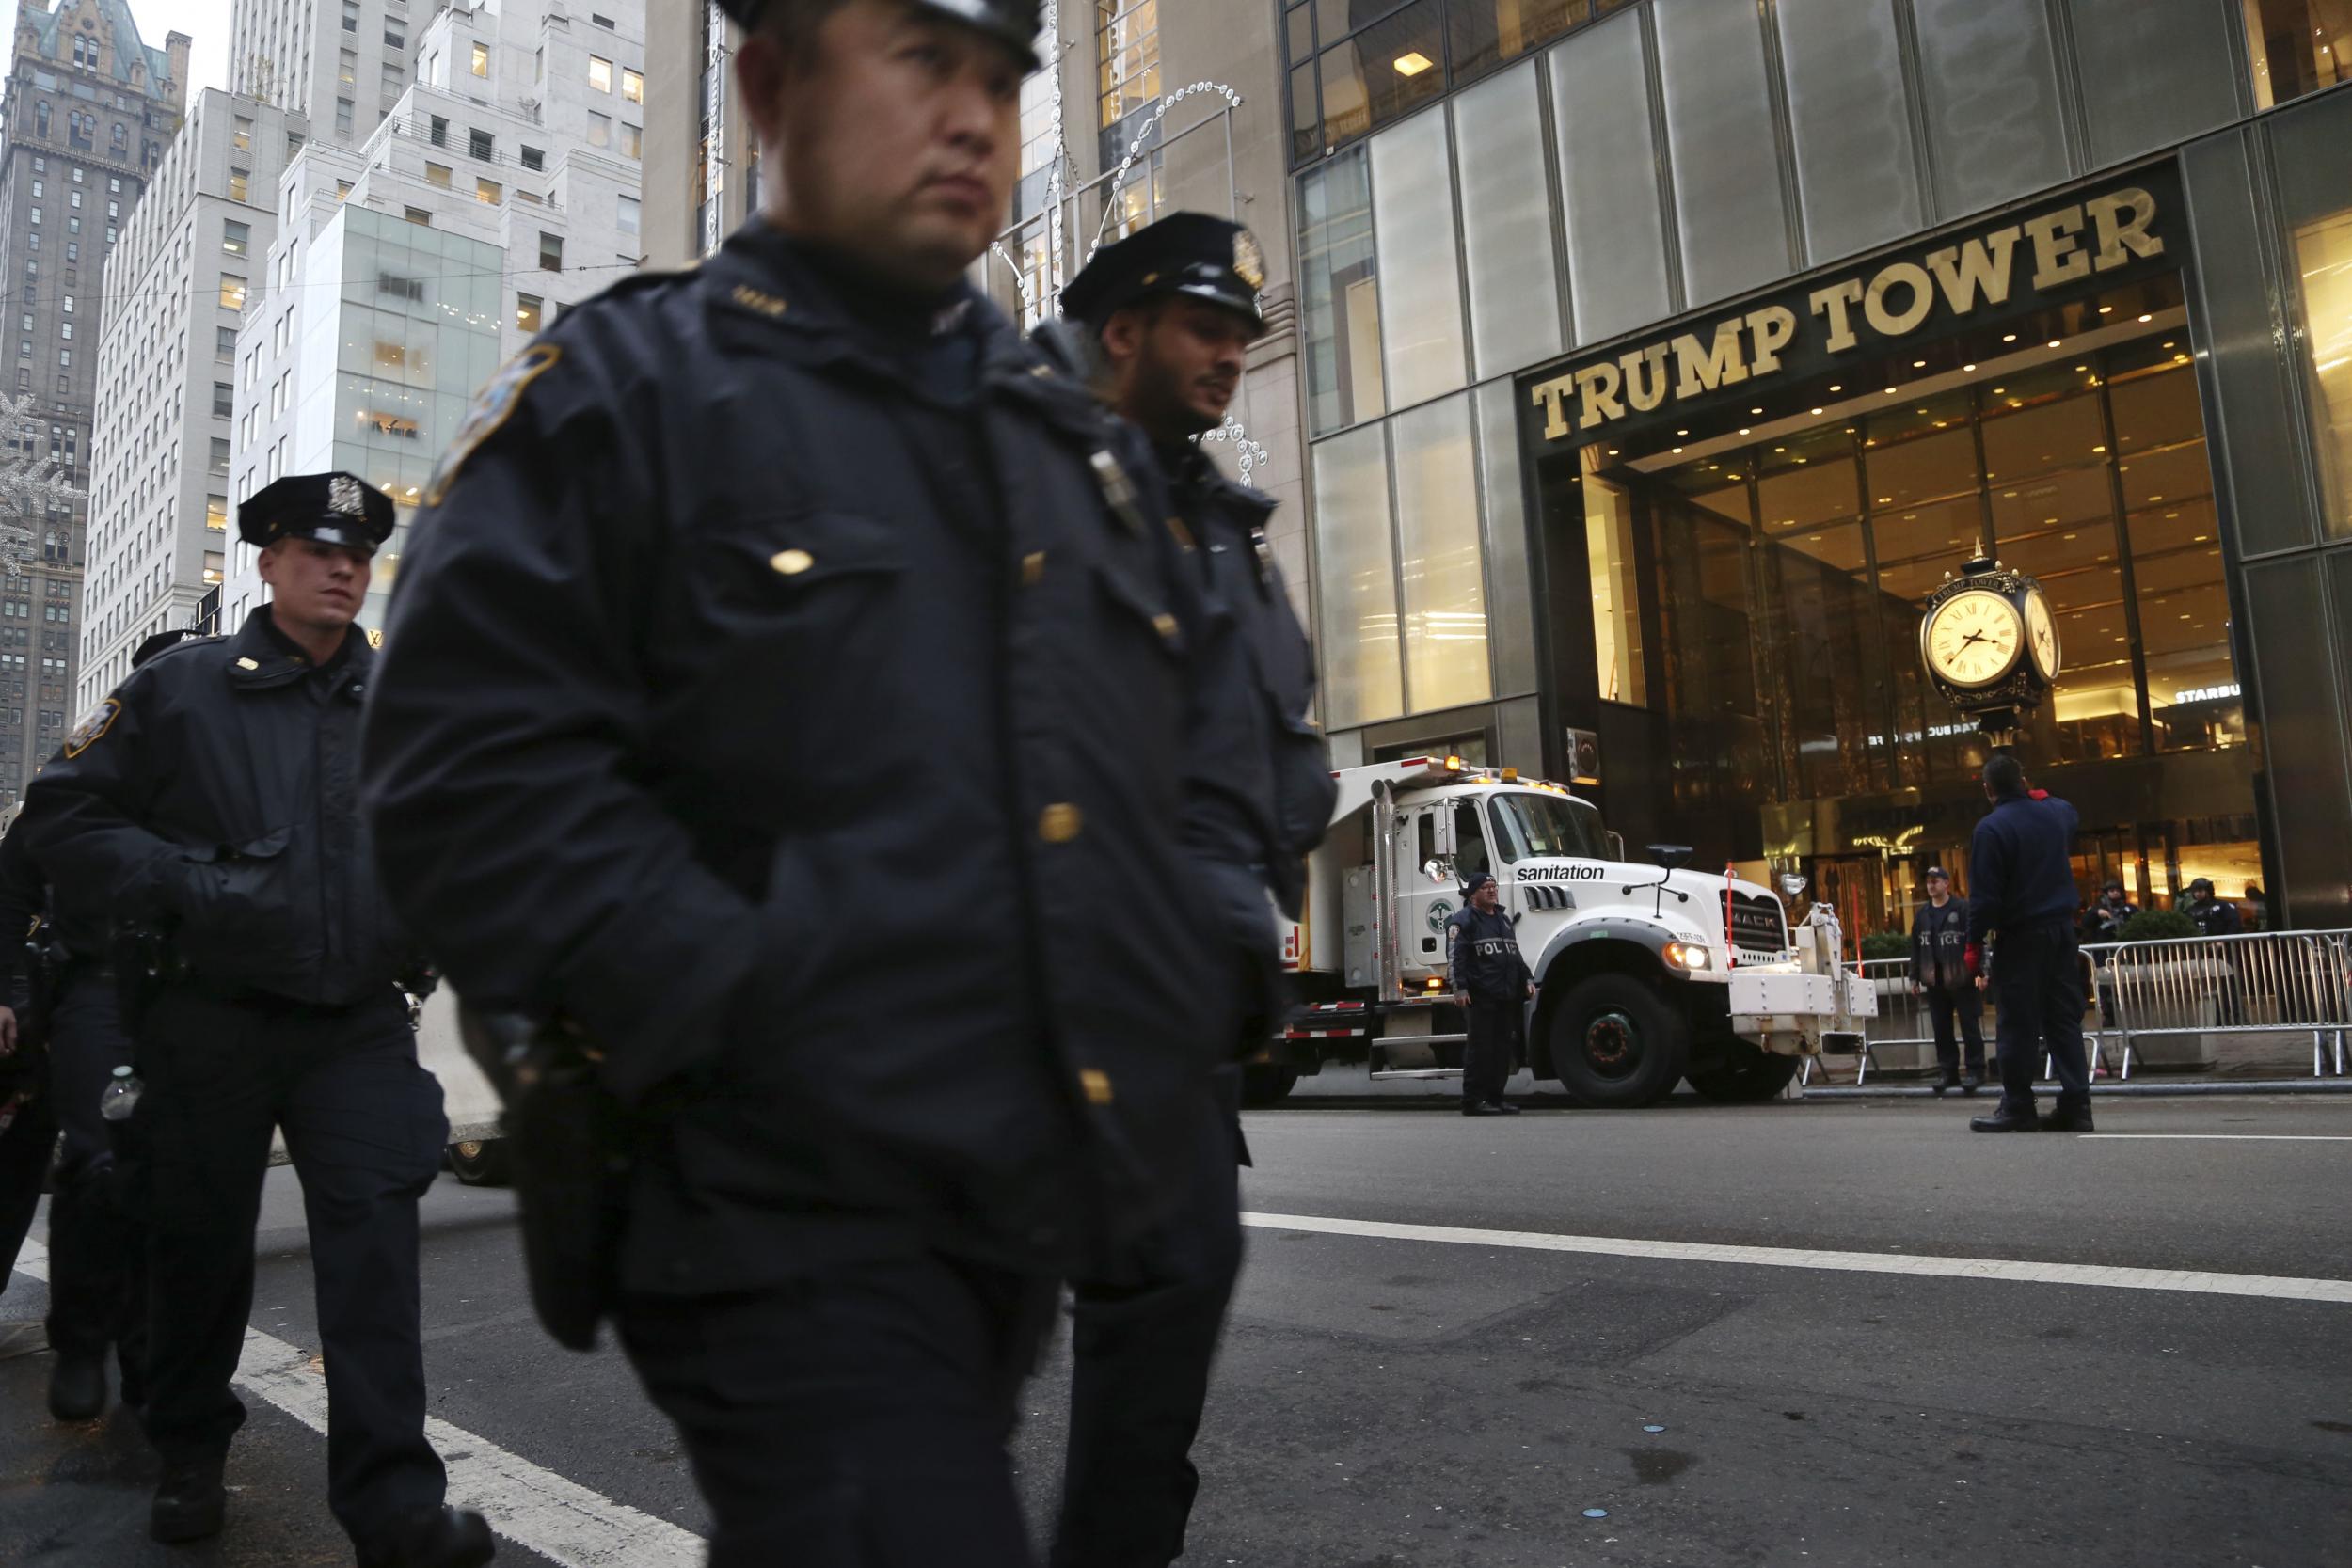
1607 831 1625 861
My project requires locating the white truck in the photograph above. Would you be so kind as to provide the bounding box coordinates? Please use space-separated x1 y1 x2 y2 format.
1247 755 1873 1108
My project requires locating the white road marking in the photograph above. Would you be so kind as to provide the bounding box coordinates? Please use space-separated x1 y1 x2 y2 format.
10 1240 706 1567
1240 1212 2352 1305
2077 1133 2352 1142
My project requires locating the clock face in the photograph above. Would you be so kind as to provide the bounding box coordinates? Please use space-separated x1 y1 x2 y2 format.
2023 588 2060 682
1924 590 2025 689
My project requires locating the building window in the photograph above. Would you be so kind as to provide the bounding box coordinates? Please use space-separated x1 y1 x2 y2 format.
1097 0 1160 129
216 326 236 359
26 208 38 227
588 55 613 92
57 322 69 341
620 121 641 158
425 161 452 187
213 381 232 418
337 98 355 136
2284 116 2352 536
521 145 544 170
223 218 250 256
342 0 358 32
386 27 405 49
428 115 449 148
470 128 494 160
337 179 353 201
516 293 542 334
587 111 611 148
2243 0 2352 108
341 47 357 85
230 166 248 202
34 103 46 136
540 231 563 270
210 438 230 476
623 67 643 103
218 274 246 310
382 61 405 98
27 181 39 199
617 194 639 234
206 494 227 531
470 40 490 77
477 177 501 205
232 116 252 152
1299 146 1382 435
405 207 432 227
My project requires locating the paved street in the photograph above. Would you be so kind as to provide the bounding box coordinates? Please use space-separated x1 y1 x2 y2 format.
5 1091 2348 1566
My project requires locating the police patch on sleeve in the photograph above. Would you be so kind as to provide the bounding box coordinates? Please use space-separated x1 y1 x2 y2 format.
63 697 119 759
422 342 564 508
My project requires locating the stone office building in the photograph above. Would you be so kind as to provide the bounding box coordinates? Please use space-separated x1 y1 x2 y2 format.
1285 0 2352 932
0 0 184 808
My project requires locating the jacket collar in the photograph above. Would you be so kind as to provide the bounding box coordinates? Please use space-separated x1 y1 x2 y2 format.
225 607 371 691
1165 444 1275 528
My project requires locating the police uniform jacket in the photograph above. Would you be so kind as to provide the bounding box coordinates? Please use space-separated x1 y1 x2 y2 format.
1965 790 2082 948
1448 905 1530 1004
1910 899 1971 992
1164 448 1335 923
2186 896 2242 938
23 612 410 1007
2082 896 2137 942
360 222 1235 1295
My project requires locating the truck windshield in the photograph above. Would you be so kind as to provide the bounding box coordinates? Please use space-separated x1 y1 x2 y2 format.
1492 791 1610 863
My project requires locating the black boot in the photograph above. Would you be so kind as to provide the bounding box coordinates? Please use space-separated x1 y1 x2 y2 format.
2040 1101 2096 1133
1933 1066 1960 1097
47 1351 105 1421
1960 1069 1981 1096
1484 1100 1522 1115
150 1454 228 1544
1969 1103 2041 1133
1462 1101 1504 1117
358 1506 497 1568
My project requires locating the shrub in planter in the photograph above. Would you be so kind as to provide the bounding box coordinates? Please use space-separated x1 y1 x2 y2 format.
2119 909 2198 942
1859 932 1912 960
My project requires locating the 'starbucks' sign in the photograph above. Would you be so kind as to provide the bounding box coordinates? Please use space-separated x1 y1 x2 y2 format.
1523 171 2178 448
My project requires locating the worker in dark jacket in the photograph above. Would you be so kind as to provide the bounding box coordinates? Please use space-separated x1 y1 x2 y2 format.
1911 865 1981 1095
1049 210 1335 1568
23 474 489 1568
358 3 1241 1562
1450 871 1534 1117
1964 754 2090 1133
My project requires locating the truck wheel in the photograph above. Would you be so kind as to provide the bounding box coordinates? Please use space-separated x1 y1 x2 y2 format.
1548 974 1687 1108
1240 1065 1300 1105
447 1138 514 1188
1687 1048 1801 1103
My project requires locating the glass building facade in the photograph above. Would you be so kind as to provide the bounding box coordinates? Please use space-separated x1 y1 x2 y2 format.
1285 0 2352 933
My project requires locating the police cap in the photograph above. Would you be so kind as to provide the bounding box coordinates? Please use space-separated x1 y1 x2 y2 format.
239 471 396 551
1462 870 1496 897
1060 211 1269 338
2188 877 2215 896
1924 865 1949 881
714 0 1041 67
130 628 199 669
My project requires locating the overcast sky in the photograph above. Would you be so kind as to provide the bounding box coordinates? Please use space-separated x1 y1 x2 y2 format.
4 0 234 100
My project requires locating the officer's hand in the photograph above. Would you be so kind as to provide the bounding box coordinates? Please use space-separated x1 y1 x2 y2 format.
1454 991 1471 1010
1911 983 1924 996
1526 982 1536 1000
0 1005 16 1053
1975 975 1988 992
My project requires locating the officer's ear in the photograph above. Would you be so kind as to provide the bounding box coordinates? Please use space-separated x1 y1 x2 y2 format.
1098 305 1152 375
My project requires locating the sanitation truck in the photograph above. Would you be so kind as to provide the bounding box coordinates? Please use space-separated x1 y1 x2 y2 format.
1248 755 1873 1108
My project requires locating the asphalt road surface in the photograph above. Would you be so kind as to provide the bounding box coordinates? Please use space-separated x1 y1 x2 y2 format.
5 1090 2347 1566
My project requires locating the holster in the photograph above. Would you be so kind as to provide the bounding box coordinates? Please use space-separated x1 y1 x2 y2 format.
111 923 182 1044
457 1006 632 1353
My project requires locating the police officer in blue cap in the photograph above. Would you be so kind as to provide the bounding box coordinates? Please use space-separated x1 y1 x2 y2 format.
1049 211 1334 1568
22 472 490 1566
360 2 1256 1564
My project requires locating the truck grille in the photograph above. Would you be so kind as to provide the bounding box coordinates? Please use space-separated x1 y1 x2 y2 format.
1728 893 1786 956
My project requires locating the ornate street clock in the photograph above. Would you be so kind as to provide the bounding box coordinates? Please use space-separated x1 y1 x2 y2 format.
1918 554 2060 743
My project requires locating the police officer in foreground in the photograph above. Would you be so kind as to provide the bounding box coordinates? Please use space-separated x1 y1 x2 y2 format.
1910 866 1982 1095
23 475 491 1566
1964 754 2091 1133
358 1 1240 1561
1450 871 1534 1117
0 630 184 1425
1050 212 1335 1568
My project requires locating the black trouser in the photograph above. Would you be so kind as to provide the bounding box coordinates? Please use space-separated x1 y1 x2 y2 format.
1056 1084 1246 1568
0 1073 53 1302
132 985 448 1546
1464 997 1518 1106
44 974 145 1391
620 1249 1059 1568
1991 924 2089 1115
1925 985 1985 1076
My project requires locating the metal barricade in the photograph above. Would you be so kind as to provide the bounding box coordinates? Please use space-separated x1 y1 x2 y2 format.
2083 929 2352 1081
1804 953 2116 1087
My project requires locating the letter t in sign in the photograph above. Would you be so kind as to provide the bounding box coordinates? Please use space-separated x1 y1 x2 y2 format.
1530 376 1574 441
1809 278 1865 354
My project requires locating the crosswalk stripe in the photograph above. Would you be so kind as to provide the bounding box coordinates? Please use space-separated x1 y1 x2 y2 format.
10 1240 706 1566
1239 1212 2352 1305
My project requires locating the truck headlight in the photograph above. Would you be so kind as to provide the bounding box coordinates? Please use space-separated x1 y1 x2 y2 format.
1663 941 1713 972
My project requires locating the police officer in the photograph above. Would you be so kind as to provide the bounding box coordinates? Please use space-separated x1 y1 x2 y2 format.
22 474 491 1565
1964 755 2091 1133
358 2 1241 1562
4 630 184 1424
0 819 49 1354
1450 871 1533 1117
1050 211 1335 1568
2183 877 2243 937
2082 877 2138 943
1910 866 1982 1095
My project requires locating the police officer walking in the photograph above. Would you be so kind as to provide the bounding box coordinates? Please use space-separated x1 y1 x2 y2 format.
1910 866 1982 1095
23 474 490 1565
359 3 1244 1563
1049 211 1335 1568
1964 755 2092 1133
1451 871 1533 1117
